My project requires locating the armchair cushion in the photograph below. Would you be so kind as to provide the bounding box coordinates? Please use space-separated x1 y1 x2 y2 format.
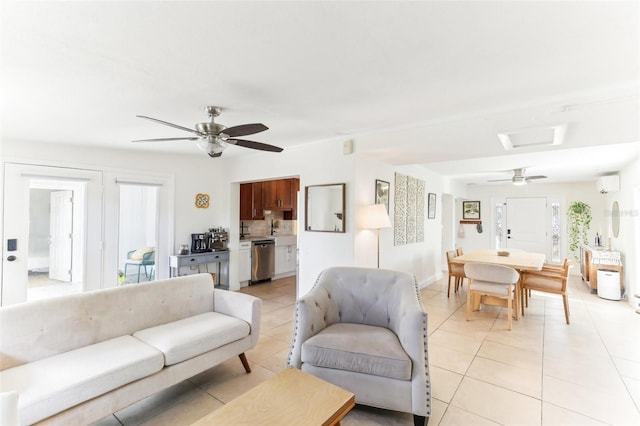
129 247 154 261
301 323 411 380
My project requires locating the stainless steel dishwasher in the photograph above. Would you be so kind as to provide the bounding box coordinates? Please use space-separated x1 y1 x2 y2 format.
251 239 275 284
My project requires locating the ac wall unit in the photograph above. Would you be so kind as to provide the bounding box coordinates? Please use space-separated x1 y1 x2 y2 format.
597 175 620 194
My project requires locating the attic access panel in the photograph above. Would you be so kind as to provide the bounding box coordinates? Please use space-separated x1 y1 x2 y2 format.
498 124 567 150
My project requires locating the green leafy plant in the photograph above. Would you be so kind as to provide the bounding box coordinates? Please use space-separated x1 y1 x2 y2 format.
567 201 591 259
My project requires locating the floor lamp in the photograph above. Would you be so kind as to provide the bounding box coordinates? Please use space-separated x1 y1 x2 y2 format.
362 204 392 268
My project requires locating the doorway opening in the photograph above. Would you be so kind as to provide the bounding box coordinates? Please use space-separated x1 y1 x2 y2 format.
27 180 85 300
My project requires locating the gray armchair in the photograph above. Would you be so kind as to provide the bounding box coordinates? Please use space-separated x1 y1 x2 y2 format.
288 267 431 425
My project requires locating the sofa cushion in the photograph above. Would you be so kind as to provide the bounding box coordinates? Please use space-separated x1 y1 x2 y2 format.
0 335 164 425
301 323 412 380
133 312 250 366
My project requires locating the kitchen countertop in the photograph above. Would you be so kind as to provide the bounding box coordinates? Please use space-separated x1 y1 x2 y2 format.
240 236 275 241
240 234 295 240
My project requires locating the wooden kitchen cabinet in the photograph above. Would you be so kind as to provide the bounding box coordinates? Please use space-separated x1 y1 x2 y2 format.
239 182 264 220
263 179 294 210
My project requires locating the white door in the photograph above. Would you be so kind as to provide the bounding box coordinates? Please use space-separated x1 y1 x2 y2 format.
49 190 73 282
506 197 548 254
2 164 103 306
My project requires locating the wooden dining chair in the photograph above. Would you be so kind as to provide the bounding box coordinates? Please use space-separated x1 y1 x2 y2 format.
464 263 520 330
520 258 571 324
446 250 466 297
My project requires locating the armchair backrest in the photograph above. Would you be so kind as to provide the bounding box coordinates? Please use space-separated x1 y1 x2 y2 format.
311 267 422 333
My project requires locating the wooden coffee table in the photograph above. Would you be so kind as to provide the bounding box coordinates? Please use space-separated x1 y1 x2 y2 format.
192 368 355 426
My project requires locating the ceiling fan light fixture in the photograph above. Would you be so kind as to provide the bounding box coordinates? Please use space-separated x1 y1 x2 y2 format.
133 106 281 158
512 177 527 186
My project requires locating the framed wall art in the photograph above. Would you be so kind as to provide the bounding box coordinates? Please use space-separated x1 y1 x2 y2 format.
428 193 436 219
375 179 390 212
462 200 481 220
393 173 425 245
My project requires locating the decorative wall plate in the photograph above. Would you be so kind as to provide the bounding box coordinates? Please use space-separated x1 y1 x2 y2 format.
195 193 210 208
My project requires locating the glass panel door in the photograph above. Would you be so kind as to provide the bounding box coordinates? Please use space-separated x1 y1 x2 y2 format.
118 184 158 284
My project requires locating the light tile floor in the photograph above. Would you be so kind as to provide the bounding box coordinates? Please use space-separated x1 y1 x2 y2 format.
95 273 640 425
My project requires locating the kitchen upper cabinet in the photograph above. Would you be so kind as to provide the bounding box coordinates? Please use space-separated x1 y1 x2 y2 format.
263 179 294 210
240 183 252 220
239 182 264 220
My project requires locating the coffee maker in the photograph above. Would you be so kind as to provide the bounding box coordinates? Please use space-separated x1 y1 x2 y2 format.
208 228 228 251
191 233 210 253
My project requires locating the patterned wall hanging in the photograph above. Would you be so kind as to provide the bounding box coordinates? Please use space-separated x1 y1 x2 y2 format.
195 193 210 208
394 172 425 245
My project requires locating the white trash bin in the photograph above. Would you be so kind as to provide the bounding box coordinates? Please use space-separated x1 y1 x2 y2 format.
597 269 621 300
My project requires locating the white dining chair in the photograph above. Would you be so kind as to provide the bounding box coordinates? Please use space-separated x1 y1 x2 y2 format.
464 263 520 330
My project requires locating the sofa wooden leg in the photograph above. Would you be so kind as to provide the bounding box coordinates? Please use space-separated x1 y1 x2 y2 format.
413 414 428 426
239 353 251 373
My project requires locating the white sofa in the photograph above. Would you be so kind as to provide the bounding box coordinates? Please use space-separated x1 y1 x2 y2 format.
0 273 261 425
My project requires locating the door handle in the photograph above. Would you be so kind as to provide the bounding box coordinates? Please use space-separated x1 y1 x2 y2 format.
7 255 16 261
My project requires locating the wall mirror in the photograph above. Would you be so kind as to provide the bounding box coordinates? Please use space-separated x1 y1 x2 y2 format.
611 201 620 238
305 183 345 233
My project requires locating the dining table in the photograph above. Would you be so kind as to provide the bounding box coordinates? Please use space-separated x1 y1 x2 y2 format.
450 249 546 319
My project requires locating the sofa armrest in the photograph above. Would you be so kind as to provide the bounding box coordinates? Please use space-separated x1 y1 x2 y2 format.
213 290 262 348
0 391 19 426
287 287 332 368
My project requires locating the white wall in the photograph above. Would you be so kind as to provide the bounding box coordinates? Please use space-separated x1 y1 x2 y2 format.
461 181 607 262
224 138 355 296
1 139 224 287
605 155 640 307
353 157 446 287
3 138 637 303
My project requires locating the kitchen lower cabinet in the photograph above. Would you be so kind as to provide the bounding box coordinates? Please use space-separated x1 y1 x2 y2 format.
274 244 297 277
239 241 251 283
275 246 286 275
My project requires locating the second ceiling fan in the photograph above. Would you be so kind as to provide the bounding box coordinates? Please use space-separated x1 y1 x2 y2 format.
489 168 547 185
132 106 283 158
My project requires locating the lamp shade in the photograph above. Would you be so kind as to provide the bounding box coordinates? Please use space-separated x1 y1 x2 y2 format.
361 204 391 229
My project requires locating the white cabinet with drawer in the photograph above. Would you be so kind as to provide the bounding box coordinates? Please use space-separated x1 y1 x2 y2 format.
239 241 252 284
274 235 297 278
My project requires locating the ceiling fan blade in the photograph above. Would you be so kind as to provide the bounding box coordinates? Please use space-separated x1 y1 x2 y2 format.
526 175 547 180
221 123 268 138
488 178 512 182
136 115 199 134
132 137 200 142
227 138 283 152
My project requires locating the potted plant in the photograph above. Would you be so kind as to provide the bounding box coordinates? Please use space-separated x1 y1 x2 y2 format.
567 201 591 259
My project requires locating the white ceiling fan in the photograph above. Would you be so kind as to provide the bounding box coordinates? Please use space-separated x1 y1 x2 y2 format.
488 168 547 186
